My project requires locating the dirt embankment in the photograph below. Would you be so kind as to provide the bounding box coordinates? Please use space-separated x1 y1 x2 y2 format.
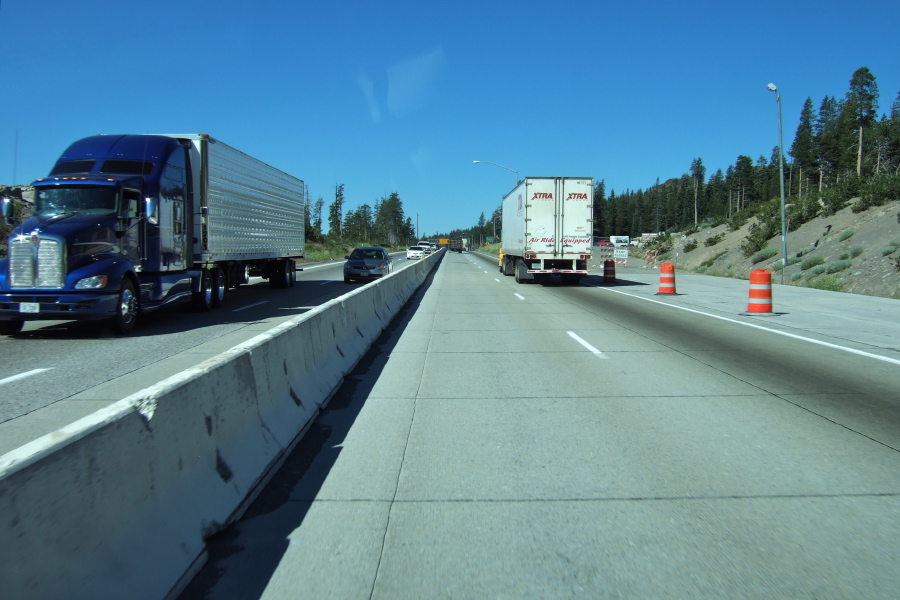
652 200 900 300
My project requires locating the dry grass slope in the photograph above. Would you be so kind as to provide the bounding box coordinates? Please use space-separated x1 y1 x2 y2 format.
663 200 900 300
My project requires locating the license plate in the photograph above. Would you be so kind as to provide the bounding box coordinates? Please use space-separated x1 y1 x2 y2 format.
19 302 40 314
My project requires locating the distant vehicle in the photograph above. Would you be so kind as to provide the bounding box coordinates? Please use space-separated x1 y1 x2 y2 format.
407 246 426 260
499 176 593 285
343 246 393 282
449 240 464 253
610 235 630 248
417 242 434 254
0 133 305 335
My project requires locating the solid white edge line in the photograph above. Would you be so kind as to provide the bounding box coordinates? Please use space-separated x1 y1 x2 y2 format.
595 287 900 366
0 368 53 386
567 331 609 359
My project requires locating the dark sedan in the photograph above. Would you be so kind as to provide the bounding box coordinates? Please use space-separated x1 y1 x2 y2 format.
343 246 394 282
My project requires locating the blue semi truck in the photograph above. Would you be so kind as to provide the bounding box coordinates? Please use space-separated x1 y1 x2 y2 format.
0 134 305 335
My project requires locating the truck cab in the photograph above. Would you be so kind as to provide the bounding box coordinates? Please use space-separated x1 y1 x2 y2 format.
0 135 194 334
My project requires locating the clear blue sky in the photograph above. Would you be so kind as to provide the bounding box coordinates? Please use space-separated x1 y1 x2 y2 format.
2 0 899 237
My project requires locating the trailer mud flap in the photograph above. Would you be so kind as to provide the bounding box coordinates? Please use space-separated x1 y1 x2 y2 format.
515 259 534 283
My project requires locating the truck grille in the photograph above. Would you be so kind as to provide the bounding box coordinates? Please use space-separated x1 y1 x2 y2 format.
8 235 65 288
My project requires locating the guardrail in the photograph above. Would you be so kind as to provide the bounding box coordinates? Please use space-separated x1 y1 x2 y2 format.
0 252 442 600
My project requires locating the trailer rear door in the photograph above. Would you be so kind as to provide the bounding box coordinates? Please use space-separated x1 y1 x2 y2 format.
524 178 558 255
559 177 593 256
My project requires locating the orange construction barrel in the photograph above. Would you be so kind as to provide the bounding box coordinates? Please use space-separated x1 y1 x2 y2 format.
603 259 616 283
747 269 773 314
656 262 676 294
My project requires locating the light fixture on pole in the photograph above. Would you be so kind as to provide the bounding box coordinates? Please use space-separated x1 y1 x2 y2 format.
473 160 518 185
768 83 788 284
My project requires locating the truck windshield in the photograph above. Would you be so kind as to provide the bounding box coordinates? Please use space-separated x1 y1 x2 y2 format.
35 186 118 216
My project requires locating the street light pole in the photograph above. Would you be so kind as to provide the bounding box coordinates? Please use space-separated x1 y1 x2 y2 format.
768 83 788 284
473 160 519 185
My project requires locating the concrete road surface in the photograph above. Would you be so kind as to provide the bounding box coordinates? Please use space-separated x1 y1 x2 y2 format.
180 252 900 599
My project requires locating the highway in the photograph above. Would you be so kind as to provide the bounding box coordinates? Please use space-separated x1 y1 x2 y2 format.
178 251 900 599
0 252 415 455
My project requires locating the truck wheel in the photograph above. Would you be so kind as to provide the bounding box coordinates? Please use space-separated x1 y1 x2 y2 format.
273 259 292 288
232 263 250 288
193 269 213 312
288 260 296 287
112 279 138 334
0 320 24 336
211 268 227 308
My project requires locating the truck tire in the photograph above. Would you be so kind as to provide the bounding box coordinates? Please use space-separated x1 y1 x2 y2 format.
232 263 250 288
211 267 227 308
269 259 292 289
193 269 213 312
112 279 138 334
0 320 24 336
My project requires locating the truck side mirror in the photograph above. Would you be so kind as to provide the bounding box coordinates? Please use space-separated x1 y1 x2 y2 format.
121 197 139 220
1 197 14 225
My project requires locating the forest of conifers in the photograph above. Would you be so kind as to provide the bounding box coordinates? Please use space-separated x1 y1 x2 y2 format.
450 66 900 246
305 66 898 251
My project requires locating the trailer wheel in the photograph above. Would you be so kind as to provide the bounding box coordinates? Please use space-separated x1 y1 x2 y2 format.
288 259 296 287
211 268 227 308
0 320 24 336
193 269 213 312
112 279 138 334
232 263 250 288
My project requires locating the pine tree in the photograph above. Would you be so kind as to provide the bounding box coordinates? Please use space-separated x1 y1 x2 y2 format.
733 155 754 210
790 97 817 196
373 192 406 246
814 96 841 187
312 197 324 237
328 184 345 240
843 67 879 177
592 179 606 239
690 158 705 225
881 91 900 173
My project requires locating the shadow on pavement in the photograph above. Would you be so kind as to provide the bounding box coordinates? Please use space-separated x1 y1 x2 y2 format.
177 261 441 600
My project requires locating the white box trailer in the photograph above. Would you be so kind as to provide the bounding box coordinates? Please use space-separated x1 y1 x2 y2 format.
499 176 593 284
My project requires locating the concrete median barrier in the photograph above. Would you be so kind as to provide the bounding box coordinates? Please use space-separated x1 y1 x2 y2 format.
0 252 441 600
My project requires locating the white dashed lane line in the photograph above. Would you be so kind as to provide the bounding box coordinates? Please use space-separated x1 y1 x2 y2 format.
567 331 609 359
0 368 53 386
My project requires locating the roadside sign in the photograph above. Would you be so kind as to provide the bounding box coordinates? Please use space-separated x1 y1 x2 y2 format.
614 248 628 260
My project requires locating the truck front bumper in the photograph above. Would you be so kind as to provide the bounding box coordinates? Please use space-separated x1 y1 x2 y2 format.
0 291 120 321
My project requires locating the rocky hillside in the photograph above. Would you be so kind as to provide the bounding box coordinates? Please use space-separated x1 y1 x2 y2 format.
654 200 900 300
